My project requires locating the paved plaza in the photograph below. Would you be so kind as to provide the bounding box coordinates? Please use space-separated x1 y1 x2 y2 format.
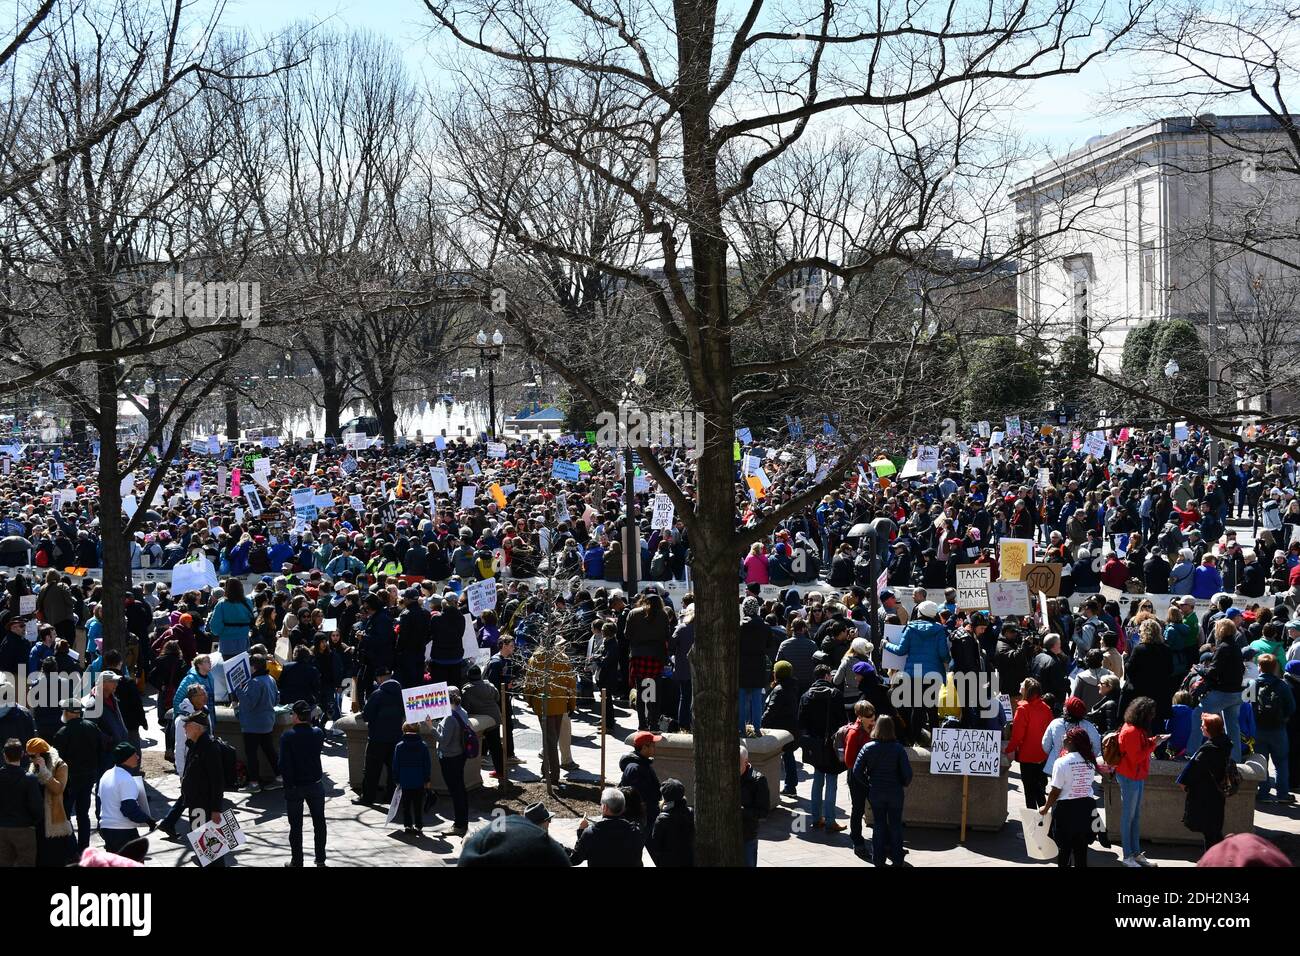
134 693 1300 867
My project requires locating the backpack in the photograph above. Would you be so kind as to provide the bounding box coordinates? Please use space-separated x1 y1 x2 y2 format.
1180 664 1211 705
1254 679 1286 730
833 721 854 765
1101 731 1122 767
453 710 480 759
213 735 239 790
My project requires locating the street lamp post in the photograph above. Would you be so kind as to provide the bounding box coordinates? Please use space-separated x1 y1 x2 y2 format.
475 329 504 438
1198 113 1219 470
1165 358 1179 453
623 367 647 595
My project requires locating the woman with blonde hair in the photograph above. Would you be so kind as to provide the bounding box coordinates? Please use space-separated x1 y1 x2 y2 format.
1119 618 1175 722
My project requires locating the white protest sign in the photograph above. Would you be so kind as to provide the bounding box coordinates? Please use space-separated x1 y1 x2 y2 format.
486 441 507 459
651 493 675 531
1004 415 1022 438
929 727 1001 777
429 466 450 493
955 565 990 610
466 579 498 617
1082 430 1107 460
987 580 1031 617
1036 467 1052 489
186 821 233 866
916 445 940 472
402 682 452 723
881 623 907 672
19 595 35 615
460 485 477 509
349 493 364 512
805 454 817 474
308 453 318 475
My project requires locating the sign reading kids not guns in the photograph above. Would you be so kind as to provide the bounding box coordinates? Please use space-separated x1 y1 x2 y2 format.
402 682 452 723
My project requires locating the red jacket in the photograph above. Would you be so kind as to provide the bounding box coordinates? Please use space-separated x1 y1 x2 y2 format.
1100 557 1129 588
845 723 872 774
1115 723 1161 781
1004 697 1053 763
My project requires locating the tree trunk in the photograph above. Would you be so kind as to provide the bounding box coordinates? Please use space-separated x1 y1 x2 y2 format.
94 353 130 658
689 412 743 867
323 379 344 440
378 392 397 446
224 386 239 441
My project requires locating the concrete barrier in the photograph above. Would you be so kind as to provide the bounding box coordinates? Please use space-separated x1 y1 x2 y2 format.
213 704 295 782
1101 755 1266 845
861 746 1011 832
629 729 795 807
334 712 498 794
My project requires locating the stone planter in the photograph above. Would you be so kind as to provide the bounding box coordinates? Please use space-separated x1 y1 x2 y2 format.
334 712 498 794
213 705 295 783
628 730 795 807
861 746 1011 832
1101 756 1265 845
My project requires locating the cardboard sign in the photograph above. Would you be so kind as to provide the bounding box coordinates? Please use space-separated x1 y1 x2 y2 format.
650 493 674 531
929 728 1001 777
1020 562 1061 598
956 565 990 610
987 580 1031 617
224 652 252 698
187 821 233 865
881 623 907 672
551 460 580 482
402 682 451 723
466 579 498 617
998 538 1033 583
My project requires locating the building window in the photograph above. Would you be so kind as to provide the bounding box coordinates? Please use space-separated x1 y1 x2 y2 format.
1139 242 1157 314
1072 277 1090 335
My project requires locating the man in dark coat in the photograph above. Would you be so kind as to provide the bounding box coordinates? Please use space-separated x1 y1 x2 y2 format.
357 674 404 804
427 595 467 688
180 712 228 866
395 588 431 688
51 699 107 850
648 778 694 867
568 787 643 867
617 731 662 834
1029 634 1070 711
1143 549 1171 594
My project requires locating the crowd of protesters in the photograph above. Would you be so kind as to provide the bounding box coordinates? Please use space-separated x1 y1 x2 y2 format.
0 415 1297 867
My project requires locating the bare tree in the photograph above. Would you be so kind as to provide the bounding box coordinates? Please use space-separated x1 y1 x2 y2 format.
422 0 1147 864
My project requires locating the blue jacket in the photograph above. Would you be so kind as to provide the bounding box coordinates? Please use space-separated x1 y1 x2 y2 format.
278 723 325 787
362 679 406 744
268 540 295 569
884 619 950 678
236 673 279 733
583 546 606 579
208 598 255 657
1169 561 1194 595
1192 565 1224 600
852 739 913 804
173 664 216 714
227 541 251 577
392 733 432 789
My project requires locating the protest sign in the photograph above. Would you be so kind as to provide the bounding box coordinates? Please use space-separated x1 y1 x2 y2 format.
987 580 1031 616
243 486 264 516
916 445 940 472
466 579 498 617
486 441 507 459
955 565 990 610
998 538 1033 583
651 493 675 531
930 728 1001 777
402 682 451 723
19 595 35 615
187 822 233 866
460 485 477 509
291 487 314 510
430 466 450 492
551 460 580 482
1082 430 1107 460
1004 415 1022 438
223 652 252 698
1020 562 1062 598
489 482 507 508
349 494 364 512
881 623 907 672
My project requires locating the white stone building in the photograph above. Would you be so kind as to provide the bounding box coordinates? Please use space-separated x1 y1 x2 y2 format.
1012 115 1300 407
